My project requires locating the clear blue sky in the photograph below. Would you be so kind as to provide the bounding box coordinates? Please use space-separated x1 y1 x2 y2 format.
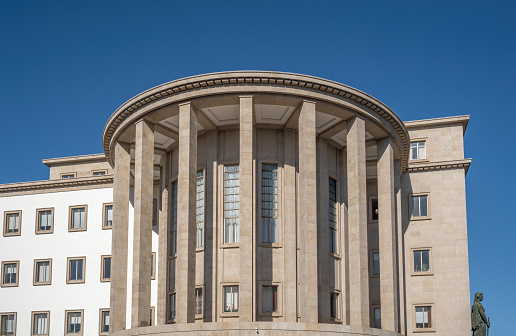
0 1 514 333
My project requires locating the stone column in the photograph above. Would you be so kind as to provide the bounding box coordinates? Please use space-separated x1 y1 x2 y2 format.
346 116 369 327
377 138 398 331
339 149 350 325
176 102 197 323
131 119 155 327
110 141 131 332
395 160 405 334
157 152 170 325
298 100 318 323
283 129 297 321
239 95 254 322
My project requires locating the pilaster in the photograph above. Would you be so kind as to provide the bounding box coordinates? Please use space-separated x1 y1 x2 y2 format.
157 152 170 325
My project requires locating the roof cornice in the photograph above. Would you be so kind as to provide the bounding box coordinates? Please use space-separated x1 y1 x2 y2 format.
406 159 472 175
42 154 107 167
405 115 470 134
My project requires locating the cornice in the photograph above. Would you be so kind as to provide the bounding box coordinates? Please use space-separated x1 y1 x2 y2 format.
42 153 107 167
405 115 470 135
406 159 472 175
103 71 410 170
0 175 113 197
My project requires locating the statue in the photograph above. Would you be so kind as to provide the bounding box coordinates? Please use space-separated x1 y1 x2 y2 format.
471 292 490 336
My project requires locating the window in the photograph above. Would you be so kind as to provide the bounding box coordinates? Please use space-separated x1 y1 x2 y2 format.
330 291 339 319
150 252 156 280
170 181 178 256
36 208 53 234
262 164 278 243
224 165 239 244
67 257 85 284
101 256 111 282
3 211 21 237
1 261 19 287
373 306 381 328
92 170 106 176
411 194 429 219
65 310 82 335
33 259 52 285
168 293 176 322
99 309 109 335
223 285 239 313
102 204 113 230
329 178 337 252
410 141 426 161
369 198 379 222
61 173 76 179
195 287 203 317
152 199 158 227
69 206 87 232
196 171 204 248
31 311 49 336
0 313 16 336
149 306 154 326
372 251 380 276
413 249 431 274
415 306 432 330
262 285 278 313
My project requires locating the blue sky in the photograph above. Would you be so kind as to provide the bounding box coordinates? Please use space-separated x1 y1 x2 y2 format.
0 1 514 333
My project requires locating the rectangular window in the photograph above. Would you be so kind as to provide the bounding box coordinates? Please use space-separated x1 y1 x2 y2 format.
262 285 278 313
101 256 111 282
31 311 49 336
410 141 426 160
99 309 109 335
370 198 379 222
65 310 82 335
61 173 76 179
35 208 53 234
411 195 429 218
329 178 337 252
195 287 203 317
415 306 432 329
152 199 158 227
67 257 85 284
0 313 16 336
224 165 239 244
170 181 178 256
34 259 52 285
196 171 204 248
413 250 431 273
92 170 106 176
262 164 278 243
102 204 113 230
3 211 21 237
169 293 176 321
373 307 381 328
224 285 239 313
150 252 156 280
69 206 87 232
1 261 19 287
330 292 339 319
372 251 380 276
149 306 154 326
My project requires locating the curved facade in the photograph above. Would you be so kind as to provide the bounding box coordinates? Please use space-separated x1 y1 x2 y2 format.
103 72 471 336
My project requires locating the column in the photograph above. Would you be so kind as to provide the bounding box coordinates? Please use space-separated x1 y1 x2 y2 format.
157 152 170 325
377 138 398 331
395 159 405 334
239 95 254 321
110 142 131 332
298 100 318 323
131 120 154 327
339 149 350 325
346 116 369 327
176 102 197 323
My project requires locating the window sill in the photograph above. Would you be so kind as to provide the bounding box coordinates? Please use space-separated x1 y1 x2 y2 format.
220 312 239 318
258 312 282 318
413 328 435 333
410 216 431 221
66 280 85 284
258 243 282 248
411 271 433 276
3 232 21 237
68 228 87 232
329 318 342 324
195 314 203 320
0 283 18 288
329 252 341 259
220 243 239 249
196 247 204 253
409 158 430 164
35 230 54 235
33 282 52 286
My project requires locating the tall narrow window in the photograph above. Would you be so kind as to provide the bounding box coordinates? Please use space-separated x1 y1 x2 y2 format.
330 292 339 319
171 181 178 256
102 204 113 229
0 313 16 336
410 141 426 160
196 171 204 248
3 211 21 236
262 285 278 313
413 250 431 273
150 252 156 280
34 259 51 285
262 164 278 243
65 310 82 335
372 252 380 276
36 209 53 234
67 257 85 284
169 293 176 321
373 307 381 328
195 287 203 316
152 199 158 227
31 312 49 336
224 165 239 244
1 261 19 287
99 309 109 335
415 306 432 329
411 195 428 218
329 178 337 253
224 285 239 313
69 206 87 232
101 256 111 282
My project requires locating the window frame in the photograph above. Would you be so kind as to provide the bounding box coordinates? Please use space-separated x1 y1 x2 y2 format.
0 312 17 336
35 208 54 235
98 309 109 335
68 205 88 232
100 255 111 282
328 175 339 256
61 172 76 179
409 193 431 220
413 304 434 332
67 257 86 284
221 283 239 316
1 261 19 288
329 289 341 322
259 162 282 247
31 311 50 336
411 248 433 276
3 210 22 237
152 198 158 227
170 179 178 257
33 259 52 286
150 252 156 280
221 164 240 247
195 285 204 319
370 250 380 277
92 170 107 176
102 203 113 230
371 305 381 329
64 309 83 336
368 197 379 224
149 306 155 326
167 291 176 324
409 138 428 162
196 169 205 250
258 281 282 317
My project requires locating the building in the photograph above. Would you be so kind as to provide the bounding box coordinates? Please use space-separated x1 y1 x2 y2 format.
0 71 472 336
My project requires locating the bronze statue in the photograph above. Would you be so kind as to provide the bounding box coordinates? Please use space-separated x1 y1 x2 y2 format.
471 292 490 336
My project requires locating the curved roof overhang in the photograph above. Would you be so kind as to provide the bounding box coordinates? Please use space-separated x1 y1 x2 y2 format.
103 71 410 170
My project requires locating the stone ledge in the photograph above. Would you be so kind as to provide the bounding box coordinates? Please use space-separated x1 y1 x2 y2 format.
407 159 472 175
